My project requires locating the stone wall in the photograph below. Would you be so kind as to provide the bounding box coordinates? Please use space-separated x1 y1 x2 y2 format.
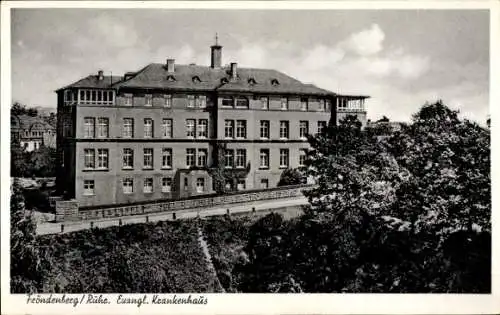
56 184 313 222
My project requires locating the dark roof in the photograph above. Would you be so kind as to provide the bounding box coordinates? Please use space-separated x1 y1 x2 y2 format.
56 75 123 91
12 115 55 131
111 63 336 96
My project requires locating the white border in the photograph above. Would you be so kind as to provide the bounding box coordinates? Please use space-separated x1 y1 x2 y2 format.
1 1 499 314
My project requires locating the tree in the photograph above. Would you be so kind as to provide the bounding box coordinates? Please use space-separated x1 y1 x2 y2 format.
234 101 490 293
10 179 50 293
11 102 38 116
277 168 304 186
208 143 250 194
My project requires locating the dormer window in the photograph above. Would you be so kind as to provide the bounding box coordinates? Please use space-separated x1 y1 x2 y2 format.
248 78 257 85
271 79 280 86
220 78 229 84
166 75 176 82
192 76 201 83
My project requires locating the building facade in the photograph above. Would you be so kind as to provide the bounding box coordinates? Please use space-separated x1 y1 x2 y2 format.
55 42 368 207
11 114 56 151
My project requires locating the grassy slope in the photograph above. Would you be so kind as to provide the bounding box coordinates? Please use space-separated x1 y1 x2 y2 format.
36 220 221 293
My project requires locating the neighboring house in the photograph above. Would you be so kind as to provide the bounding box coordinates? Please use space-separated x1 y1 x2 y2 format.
55 38 369 207
11 114 56 151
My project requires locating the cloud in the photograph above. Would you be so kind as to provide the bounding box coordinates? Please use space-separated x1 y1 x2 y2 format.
339 24 385 56
10 14 487 125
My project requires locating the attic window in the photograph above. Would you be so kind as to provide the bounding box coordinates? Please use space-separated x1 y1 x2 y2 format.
248 78 257 85
166 75 176 82
192 76 201 83
271 79 280 86
220 78 229 84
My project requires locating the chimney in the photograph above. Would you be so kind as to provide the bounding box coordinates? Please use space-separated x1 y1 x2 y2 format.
210 33 222 68
166 59 175 73
97 70 104 80
230 62 237 80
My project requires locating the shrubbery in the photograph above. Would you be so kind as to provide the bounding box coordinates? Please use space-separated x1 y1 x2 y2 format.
11 184 220 293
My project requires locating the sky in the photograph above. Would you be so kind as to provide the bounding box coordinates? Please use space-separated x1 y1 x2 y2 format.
11 9 489 123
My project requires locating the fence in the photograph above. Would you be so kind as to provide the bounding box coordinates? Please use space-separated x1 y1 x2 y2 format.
55 184 314 222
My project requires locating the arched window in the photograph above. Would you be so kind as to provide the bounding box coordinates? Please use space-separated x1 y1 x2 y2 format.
271 79 280 86
166 75 176 82
192 76 201 83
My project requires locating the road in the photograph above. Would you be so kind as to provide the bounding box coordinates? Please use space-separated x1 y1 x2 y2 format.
36 196 309 235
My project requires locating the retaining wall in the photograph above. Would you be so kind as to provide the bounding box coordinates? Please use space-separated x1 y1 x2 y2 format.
54 184 313 222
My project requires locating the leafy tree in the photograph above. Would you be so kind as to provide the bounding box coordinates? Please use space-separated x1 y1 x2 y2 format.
208 144 234 194
11 102 38 116
10 179 50 293
208 143 250 194
277 168 304 186
11 136 28 177
232 101 490 293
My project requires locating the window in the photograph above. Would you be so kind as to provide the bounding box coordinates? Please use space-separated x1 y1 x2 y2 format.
197 149 207 167
301 98 308 111
84 149 95 169
162 177 172 193
198 119 208 138
260 120 270 139
124 94 133 106
224 120 234 138
224 149 234 168
83 180 95 195
63 120 72 137
143 148 153 169
162 148 172 169
144 118 154 138
338 98 347 109
225 180 233 191
162 119 172 138
145 94 153 106
235 97 249 108
143 178 153 193
97 149 109 169
186 148 196 167
299 149 307 167
84 117 95 138
123 178 134 194
318 121 327 134
186 119 196 138
260 97 269 109
236 120 247 139
319 99 326 111
123 118 134 138
196 178 205 193
271 79 280 86
164 94 172 108
236 149 246 168
196 95 207 108
260 149 269 169
187 95 195 108
222 97 233 107
260 179 269 189
184 177 189 190
123 148 134 169
280 149 289 168
281 97 288 110
299 121 309 139
279 121 289 139
237 179 246 191
97 118 109 138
